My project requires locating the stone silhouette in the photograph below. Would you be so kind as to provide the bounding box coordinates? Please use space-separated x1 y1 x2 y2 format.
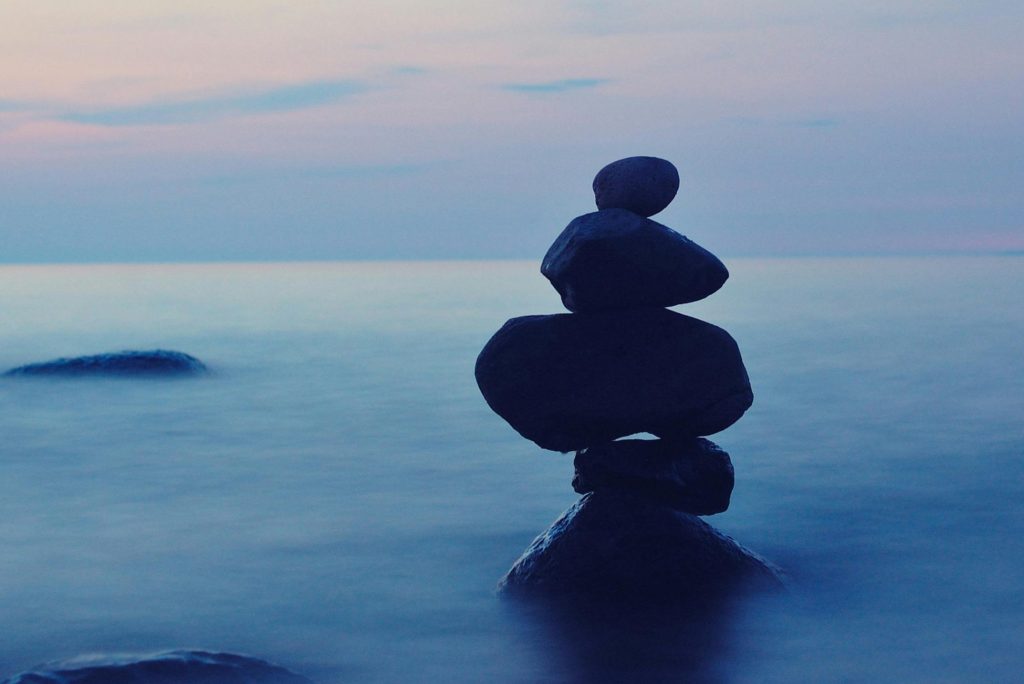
475 156 782 603
1 650 311 684
476 309 752 451
541 209 728 312
4 350 207 377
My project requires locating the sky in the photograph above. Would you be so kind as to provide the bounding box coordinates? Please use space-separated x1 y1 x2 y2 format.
1 0 1022 262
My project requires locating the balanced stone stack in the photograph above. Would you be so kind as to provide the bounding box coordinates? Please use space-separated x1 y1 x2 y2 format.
475 157 782 604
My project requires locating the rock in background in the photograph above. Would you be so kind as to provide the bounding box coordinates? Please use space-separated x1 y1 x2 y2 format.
1 650 311 684
3 350 208 377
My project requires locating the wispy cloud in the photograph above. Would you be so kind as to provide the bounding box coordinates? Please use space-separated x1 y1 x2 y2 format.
0 99 33 113
200 162 436 187
500 78 609 93
391 66 428 76
60 80 368 127
726 116 841 129
787 118 840 128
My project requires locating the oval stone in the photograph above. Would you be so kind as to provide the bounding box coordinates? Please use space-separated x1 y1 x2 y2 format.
474 309 753 452
1 650 312 684
572 437 734 516
541 209 728 312
593 156 680 217
3 350 207 377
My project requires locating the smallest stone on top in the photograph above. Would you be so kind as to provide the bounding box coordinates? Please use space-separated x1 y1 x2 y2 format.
542 156 728 312
593 156 680 217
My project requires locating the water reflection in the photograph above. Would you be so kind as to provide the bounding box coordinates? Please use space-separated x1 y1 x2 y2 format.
505 587 756 683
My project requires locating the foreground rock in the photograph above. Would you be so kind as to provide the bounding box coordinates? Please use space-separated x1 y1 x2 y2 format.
475 309 753 451
593 156 680 217
479 155 782 605
573 438 734 516
1 650 311 684
541 209 728 312
500 491 783 602
4 350 207 377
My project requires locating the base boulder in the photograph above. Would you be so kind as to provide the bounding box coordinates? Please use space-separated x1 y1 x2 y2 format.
500 491 783 603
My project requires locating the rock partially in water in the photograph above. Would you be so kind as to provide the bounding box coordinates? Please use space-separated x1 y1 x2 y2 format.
4 350 207 377
572 438 734 516
541 209 728 312
1 650 311 684
592 156 680 217
474 309 753 452
500 491 783 603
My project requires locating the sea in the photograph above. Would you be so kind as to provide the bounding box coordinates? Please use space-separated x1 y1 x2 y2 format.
0 257 1021 683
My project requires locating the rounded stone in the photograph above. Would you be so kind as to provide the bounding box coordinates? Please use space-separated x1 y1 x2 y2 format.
572 437 735 516
541 209 728 312
474 309 753 452
593 156 680 217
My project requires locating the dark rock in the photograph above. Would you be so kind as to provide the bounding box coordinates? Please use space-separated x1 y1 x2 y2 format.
499 491 784 602
541 209 728 312
4 350 207 377
474 309 753 452
592 156 680 217
1 650 312 684
573 438 734 515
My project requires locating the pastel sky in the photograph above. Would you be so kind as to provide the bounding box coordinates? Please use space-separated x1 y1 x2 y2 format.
2 0 1022 262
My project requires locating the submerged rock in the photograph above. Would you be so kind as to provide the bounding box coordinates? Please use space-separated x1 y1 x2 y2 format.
4 350 207 377
573 438 734 516
500 491 783 602
593 156 680 217
541 209 728 312
1 650 311 684
474 309 753 452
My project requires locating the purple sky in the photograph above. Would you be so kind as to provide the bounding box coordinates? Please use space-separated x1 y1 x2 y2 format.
2 1 1022 262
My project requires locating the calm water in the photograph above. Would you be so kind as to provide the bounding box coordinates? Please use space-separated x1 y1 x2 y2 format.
0 258 1021 683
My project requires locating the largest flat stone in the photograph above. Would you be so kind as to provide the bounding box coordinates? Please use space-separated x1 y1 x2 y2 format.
499 491 783 603
475 309 752 452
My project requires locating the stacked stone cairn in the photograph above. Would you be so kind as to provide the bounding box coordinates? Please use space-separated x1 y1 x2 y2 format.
475 157 783 604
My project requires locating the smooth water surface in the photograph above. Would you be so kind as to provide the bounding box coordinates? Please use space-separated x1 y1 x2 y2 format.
1 258 1021 682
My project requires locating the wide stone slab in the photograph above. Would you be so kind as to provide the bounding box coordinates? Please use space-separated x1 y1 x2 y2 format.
475 309 753 452
572 438 734 516
592 156 680 217
3 350 207 377
541 209 728 312
499 491 783 603
1 650 311 684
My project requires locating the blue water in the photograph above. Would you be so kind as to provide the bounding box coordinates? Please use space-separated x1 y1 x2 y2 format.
0 258 1021 682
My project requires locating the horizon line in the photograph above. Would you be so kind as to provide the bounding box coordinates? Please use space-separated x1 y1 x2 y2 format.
2 250 1022 268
